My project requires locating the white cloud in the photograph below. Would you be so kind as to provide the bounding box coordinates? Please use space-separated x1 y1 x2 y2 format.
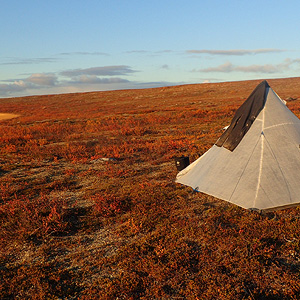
0 65 142 97
0 57 58 65
187 49 285 56
60 65 137 77
25 73 57 86
72 75 130 84
58 51 109 56
0 81 28 95
125 50 149 54
13 80 27 88
197 59 300 74
235 64 279 73
0 74 58 96
198 62 234 73
125 50 173 54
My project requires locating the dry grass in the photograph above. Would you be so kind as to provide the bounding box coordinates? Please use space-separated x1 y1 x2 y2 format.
0 113 20 120
1 78 300 299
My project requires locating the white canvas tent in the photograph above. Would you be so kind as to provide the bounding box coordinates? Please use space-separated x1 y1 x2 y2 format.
176 81 300 211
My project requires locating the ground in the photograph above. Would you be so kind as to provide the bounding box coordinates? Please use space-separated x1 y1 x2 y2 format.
1 78 300 299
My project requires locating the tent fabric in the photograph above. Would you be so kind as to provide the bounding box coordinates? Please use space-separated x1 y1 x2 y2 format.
215 80 269 151
176 82 300 211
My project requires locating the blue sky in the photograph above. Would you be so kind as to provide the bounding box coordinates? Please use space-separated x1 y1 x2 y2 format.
1 0 300 98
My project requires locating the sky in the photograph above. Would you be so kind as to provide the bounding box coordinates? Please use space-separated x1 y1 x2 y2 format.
1 0 300 98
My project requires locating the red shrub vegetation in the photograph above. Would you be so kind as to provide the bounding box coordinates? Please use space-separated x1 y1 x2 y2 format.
1 78 300 299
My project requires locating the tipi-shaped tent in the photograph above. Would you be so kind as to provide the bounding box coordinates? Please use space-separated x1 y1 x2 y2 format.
176 81 300 211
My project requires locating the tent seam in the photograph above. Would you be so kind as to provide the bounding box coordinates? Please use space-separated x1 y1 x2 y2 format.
253 107 265 207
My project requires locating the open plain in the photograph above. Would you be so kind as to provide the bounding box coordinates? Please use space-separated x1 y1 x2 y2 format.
1 78 300 299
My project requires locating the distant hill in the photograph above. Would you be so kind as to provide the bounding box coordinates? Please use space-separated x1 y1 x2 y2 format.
1 77 300 121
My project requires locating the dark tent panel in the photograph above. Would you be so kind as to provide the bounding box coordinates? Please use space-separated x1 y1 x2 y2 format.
216 80 269 151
